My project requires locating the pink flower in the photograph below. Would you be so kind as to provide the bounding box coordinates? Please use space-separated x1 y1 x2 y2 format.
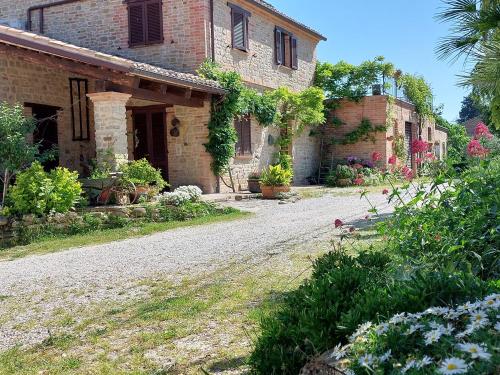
382 189 389 195
371 152 382 162
388 155 397 165
474 122 493 140
411 139 429 154
334 219 343 228
467 139 490 157
353 176 364 186
425 152 436 160
402 166 414 181
415 157 423 164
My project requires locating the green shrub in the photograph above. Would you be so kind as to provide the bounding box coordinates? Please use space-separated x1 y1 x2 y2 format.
249 251 493 374
119 159 167 189
260 165 293 187
8 162 82 216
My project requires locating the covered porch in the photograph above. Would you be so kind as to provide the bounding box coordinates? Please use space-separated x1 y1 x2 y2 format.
0 25 224 192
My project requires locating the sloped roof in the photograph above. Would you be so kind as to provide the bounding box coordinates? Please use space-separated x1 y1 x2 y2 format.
246 0 327 41
0 25 225 94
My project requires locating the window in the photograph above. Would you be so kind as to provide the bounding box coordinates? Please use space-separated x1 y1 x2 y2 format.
228 3 250 51
275 27 298 69
427 127 432 142
69 78 90 141
127 0 164 47
234 116 252 156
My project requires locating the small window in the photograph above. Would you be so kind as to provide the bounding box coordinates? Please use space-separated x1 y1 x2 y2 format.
229 3 250 51
275 27 298 70
69 78 90 141
234 116 252 156
427 127 432 142
127 0 164 47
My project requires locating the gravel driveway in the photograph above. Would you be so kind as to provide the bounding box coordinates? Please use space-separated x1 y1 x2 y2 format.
0 192 393 350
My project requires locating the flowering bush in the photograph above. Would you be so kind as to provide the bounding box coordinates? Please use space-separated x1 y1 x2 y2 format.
157 185 202 206
467 139 490 158
330 294 499 375
474 122 493 140
411 139 430 154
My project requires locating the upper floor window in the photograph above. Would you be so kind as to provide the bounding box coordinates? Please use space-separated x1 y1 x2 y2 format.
228 3 250 51
126 0 164 47
275 27 298 70
234 116 252 156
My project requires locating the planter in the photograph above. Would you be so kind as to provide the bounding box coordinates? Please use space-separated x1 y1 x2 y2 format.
247 179 262 193
336 178 352 187
260 184 290 199
131 185 153 203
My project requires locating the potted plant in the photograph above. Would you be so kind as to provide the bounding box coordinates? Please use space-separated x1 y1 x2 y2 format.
247 171 262 193
119 159 168 202
334 165 355 187
259 165 292 199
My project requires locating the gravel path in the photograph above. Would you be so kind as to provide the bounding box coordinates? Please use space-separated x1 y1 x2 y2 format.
0 192 394 350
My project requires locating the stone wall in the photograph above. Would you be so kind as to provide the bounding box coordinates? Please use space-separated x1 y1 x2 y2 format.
292 127 320 185
212 0 319 91
0 52 95 172
0 0 209 73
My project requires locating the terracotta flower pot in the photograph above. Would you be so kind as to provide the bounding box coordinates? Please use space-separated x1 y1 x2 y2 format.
260 185 290 199
336 178 352 187
247 179 262 193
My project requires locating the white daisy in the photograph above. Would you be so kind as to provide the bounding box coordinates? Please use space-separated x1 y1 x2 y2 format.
379 350 391 363
456 325 475 339
438 357 468 374
401 359 417 374
328 343 348 361
443 323 455 335
418 355 433 368
358 353 375 368
349 321 372 342
389 312 407 324
405 323 424 335
375 322 389 335
482 295 500 309
457 301 480 313
469 310 489 328
424 328 443 345
457 343 492 360
425 306 449 316
495 322 500 332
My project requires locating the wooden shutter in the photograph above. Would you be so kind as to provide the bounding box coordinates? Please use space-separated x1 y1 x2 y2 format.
232 10 246 50
275 28 283 65
234 118 243 155
146 1 163 44
291 36 298 70
242 116 252 155
129 3 145 46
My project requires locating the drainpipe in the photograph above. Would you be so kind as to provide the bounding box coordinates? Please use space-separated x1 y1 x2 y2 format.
210 0 215 63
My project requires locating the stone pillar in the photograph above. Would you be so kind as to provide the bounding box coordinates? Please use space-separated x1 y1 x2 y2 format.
87 92 131 170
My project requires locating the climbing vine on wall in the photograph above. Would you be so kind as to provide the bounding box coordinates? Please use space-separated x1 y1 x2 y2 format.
333 118 387 145
198 60 325 176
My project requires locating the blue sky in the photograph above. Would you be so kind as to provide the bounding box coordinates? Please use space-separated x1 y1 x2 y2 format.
268 0 470 121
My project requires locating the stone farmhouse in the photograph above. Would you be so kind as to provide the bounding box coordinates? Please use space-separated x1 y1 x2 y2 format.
0 0 326 193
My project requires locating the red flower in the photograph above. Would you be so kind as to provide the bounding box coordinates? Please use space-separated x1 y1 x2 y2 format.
371 152 382 162
415 157 423 164
353 177 364 186
467 139 489 158
411 139 429 154
382 189 389 195
474 122 493 140
334 219 343 228
402 166 414 181
388 155 397 165
425 152 436 160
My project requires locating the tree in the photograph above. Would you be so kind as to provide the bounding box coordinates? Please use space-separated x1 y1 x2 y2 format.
0 102 38 210
436 0 500 129
435 114 470 164
458 93 482 122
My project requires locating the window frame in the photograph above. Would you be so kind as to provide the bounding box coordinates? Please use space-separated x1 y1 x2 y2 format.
126 0 164 48
228 3 251 52
275 26 298 70
234 115 252 157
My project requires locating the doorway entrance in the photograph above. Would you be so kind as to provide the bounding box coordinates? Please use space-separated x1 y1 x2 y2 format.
28 103 60 170
404 122 413 168
132 107 168 180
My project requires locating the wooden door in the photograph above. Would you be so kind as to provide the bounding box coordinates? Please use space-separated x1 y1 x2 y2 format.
404 122 413 168
132 108 168 180
30 104 60 170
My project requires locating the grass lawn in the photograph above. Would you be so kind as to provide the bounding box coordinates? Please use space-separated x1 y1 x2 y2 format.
0 210 250 262
0 226 382 375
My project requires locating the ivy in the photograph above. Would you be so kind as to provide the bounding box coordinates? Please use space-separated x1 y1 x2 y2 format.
399 73 434 122
333 118 387 145
198 61 325 176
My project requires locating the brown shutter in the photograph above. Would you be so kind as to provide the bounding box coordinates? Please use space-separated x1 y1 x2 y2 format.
242 116 252 154
128 3 145 46
291 37 298 70
232 10 246 50
234 118 243 155
145 0 163 44
275 28 283 65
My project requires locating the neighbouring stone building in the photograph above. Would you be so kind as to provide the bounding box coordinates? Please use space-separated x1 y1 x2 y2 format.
321 95 448 178
0 0 326 192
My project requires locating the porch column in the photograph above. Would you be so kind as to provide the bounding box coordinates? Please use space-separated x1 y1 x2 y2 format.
87 92 132 170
